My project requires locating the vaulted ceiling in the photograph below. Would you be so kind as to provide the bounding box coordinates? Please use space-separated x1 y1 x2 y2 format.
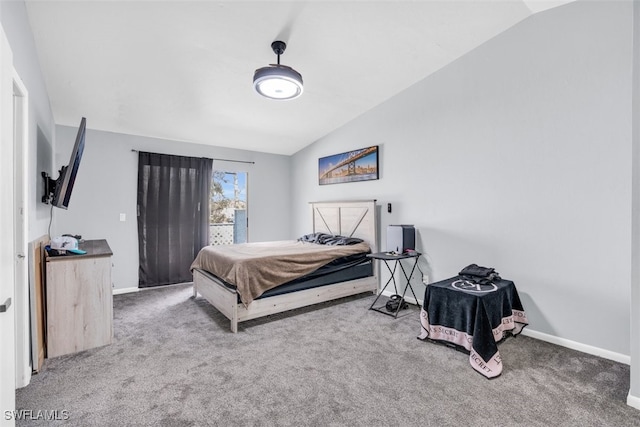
25 0 574 155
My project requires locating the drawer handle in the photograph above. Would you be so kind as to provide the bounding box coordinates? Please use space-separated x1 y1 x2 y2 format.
0 297 11 313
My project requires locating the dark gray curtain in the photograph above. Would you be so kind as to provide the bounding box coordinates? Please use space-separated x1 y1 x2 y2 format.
137 152 212 287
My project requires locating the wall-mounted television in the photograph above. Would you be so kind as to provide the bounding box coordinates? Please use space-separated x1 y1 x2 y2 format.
42 117 86 209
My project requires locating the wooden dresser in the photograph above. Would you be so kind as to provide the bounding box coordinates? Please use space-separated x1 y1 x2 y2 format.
45 239 113 358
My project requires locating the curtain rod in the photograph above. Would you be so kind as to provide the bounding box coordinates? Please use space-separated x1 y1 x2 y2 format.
131 149 255 164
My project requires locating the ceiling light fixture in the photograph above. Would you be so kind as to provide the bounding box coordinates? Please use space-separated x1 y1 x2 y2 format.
253 41 303 100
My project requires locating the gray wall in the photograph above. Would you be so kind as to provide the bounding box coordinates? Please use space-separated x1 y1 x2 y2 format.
53 127 291 291
0 0 55 241
291 1 632 356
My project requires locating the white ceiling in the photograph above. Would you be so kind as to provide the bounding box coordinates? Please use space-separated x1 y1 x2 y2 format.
25 0 575 156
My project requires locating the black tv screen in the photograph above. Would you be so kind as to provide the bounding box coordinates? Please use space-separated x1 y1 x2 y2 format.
52 117 86 209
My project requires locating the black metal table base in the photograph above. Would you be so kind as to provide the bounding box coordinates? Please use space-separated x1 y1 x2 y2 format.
367 252 421 318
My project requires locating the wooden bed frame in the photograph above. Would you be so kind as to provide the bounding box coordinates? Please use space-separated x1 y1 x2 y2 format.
192 200 379 332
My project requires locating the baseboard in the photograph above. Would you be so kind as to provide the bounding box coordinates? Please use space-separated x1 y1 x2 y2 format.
112 287 139 295
627 392 640 410
520 328 630 365
381 289 630 365
113 282 194 296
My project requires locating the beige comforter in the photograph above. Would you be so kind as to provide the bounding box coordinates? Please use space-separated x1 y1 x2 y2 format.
190 240 370 306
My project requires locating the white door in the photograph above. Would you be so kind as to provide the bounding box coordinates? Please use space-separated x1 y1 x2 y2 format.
0 24 17 426
13 69 29 389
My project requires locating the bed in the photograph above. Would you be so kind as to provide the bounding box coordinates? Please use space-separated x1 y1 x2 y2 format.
191 200 379 332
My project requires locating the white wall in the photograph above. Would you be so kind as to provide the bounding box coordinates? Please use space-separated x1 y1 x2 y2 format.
53 127 291 291
291 0 632 356
0 0 55 241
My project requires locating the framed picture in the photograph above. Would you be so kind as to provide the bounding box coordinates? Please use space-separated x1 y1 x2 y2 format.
318 145 379 185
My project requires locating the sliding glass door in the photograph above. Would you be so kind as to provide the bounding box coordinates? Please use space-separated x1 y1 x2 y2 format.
210 171 248 245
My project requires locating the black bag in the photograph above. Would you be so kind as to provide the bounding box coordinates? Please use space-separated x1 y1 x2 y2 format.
385 294 408 312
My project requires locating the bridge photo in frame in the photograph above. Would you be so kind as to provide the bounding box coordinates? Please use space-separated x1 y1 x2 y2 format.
318 145 379 185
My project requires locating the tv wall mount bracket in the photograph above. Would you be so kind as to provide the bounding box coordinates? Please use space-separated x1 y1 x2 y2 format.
41 169 62 204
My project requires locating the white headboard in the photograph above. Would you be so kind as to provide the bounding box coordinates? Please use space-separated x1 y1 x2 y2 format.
310 200 378 254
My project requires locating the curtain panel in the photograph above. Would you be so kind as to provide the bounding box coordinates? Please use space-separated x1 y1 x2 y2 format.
137 152 212 287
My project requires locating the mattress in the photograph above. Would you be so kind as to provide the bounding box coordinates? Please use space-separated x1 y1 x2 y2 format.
194 252 373 302
190 239 371 306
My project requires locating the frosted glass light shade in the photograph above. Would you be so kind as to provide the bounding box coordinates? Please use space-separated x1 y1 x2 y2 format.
253 65 303 100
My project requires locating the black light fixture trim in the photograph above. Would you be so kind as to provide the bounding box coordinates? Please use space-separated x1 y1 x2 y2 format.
253 40 304 100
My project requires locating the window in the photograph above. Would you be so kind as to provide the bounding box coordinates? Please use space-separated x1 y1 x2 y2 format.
210 171 248 245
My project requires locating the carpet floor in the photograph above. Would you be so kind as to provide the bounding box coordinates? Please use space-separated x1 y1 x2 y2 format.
15 283 640 426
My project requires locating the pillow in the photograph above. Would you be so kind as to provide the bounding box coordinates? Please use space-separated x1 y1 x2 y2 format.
323 236 364 246
297 232 363 246
297 232 325 243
